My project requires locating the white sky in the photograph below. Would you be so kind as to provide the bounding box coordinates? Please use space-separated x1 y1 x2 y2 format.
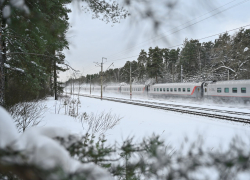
59 0 250 81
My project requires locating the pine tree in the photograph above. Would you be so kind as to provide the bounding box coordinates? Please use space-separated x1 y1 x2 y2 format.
179 39 200 80
137 49 147 81
147 46 164 83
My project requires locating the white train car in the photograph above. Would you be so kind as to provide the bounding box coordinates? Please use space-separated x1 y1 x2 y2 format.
92 86 103 92
81 85 90 92
203 80 250 102
104 85 121 93
149 82 202 98
121 85 146 95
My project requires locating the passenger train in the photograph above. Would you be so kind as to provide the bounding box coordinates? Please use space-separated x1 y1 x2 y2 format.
81 80 250 103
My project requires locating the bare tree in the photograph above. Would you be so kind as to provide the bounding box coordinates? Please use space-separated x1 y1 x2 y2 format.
79 111 122 135
8 102 47 132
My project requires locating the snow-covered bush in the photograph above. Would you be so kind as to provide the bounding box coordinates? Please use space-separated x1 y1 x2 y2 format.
58 97 81 117
78 111 122 135
0 106 114 180
64 134 250 180
8 101 47 132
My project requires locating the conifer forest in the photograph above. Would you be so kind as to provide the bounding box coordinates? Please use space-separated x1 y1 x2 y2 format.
73 29 250 86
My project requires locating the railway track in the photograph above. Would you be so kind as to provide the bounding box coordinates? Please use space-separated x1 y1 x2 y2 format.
78 94 250 124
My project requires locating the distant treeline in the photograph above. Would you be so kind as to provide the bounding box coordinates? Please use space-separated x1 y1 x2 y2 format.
69 29 250 86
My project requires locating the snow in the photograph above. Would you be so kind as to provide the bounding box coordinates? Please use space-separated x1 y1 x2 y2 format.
1 87 250 178
3 5 11 18
4 63 10 68
14 67 24 73
244 47 249 52
3 64 25 73
0 106 114 180
0 106 19 148
31 61 38 66
39 93 250 151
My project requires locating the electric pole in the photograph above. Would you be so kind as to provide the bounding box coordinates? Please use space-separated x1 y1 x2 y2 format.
101 59 103 99
90 76 91 95
172 64 174 83
94 57 107 100
130 62 132 100
181 65 183 83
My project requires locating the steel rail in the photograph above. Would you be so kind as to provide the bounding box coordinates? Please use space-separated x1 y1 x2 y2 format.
99 95 250 117
78 94 250 124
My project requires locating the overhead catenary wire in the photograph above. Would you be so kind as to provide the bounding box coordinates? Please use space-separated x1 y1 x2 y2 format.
106 0 250 60
80 23 250 78
105 24 250 64
80 1 250 77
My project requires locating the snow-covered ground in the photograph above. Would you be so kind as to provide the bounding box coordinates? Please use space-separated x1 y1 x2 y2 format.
2 89 250 179
40 92 250 150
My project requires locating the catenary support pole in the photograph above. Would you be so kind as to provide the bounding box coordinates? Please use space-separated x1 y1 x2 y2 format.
181 65 183 83
101 58 103 100
130 62 132 100
90 76 91 95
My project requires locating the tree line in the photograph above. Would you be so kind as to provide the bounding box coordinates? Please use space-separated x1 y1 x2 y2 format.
73 28 250 85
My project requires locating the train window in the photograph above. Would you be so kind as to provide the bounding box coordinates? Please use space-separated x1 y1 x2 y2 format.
167 88 169 92
157 88 159 91
232 88 237 93
224 88 229 93
198 88 200 92
174 88 177 92
163 88 165 92
187 88 190 92
241 87 246 93
160 88 162 92
205 88 207 92
170 88 173 92
217 88 221 93
154 88 156 91
178 88 181 92
183 88 186 92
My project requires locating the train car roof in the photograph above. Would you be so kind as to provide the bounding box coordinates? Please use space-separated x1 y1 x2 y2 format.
122 84 145 88
153 82 202 86
208 80 250 85
106 85 121 88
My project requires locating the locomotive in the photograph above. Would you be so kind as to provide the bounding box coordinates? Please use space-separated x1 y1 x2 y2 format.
81 80 250 103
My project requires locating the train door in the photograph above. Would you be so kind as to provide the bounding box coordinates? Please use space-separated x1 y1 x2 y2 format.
145 85 149 96
201 82 204 98
202 82 208 97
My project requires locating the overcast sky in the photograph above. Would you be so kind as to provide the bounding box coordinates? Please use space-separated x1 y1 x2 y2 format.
59 0 250 81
